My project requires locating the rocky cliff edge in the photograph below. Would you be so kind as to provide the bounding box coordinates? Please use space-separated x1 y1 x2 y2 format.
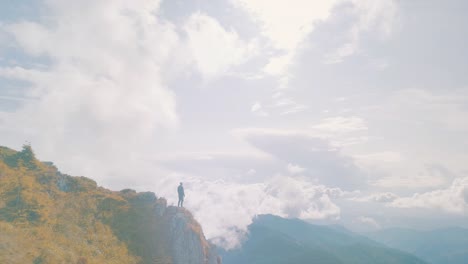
155 199 221 264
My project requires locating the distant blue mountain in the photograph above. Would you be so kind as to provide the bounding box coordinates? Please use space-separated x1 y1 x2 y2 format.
220 214 427 264
366 227 468 264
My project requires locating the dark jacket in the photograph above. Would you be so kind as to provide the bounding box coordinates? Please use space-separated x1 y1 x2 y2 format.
177 185 185 197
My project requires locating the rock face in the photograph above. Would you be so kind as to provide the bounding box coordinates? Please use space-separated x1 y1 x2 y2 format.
160 205 221 264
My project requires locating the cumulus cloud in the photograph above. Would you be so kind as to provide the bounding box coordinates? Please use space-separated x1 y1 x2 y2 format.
265 176 341 219
368 164 457 191
231 0 341 115
350 192 398 203
184 12 258 79
232 0 400 122
0 0 259 184
263 53 293 76
390 177 468 214
153 172 341 249
287 163 306 174
0 1 187 184
154 147 348 248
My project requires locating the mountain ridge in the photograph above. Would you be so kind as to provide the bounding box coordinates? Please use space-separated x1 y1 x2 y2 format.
220 214 428 264
0 145 220 264
366 227 468 264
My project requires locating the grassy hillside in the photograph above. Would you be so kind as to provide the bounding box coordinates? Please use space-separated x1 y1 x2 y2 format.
0 145 172 264
221 214 428 264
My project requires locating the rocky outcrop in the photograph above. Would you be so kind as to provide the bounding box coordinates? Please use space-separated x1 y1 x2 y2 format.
0 145 220 264
157 204 221 264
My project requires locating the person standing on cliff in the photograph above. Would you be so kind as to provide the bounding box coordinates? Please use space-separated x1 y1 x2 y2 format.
177 182 185 207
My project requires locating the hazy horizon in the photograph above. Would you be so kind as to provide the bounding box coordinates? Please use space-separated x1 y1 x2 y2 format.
1 0 467 249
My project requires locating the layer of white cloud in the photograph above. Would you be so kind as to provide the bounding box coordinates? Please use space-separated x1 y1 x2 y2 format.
390 177 468 214
153 172 342 249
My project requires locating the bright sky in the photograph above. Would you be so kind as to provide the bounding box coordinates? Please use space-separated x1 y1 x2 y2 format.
1 0 467 249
